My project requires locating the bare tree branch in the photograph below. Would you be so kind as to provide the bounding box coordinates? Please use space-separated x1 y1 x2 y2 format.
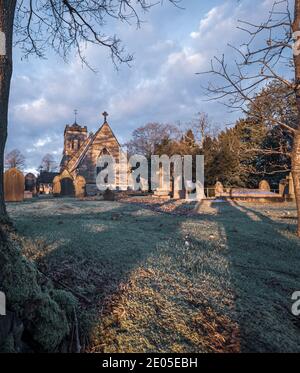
14 0 182 68
199 0 295 133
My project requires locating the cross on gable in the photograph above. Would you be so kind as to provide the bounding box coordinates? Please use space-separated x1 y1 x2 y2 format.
102 111 109 123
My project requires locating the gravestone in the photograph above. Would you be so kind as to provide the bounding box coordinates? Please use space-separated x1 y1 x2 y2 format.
4 168 25 202
25 173 37 194
279 173 295 200
215 181 224 197
53 176 61 196
287 173 295 199
75 176 86 198
103 189 115 201
279 179 287 196
259 180 271 192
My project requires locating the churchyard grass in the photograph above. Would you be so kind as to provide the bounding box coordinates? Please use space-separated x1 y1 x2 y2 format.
7 197 300 352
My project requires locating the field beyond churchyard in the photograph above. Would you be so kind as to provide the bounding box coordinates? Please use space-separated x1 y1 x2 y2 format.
7 197 300 352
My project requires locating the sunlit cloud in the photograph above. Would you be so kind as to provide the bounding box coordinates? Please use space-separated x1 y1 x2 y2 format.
6 0 284 172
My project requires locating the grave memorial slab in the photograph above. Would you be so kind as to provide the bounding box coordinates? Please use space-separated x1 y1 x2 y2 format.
215 181 224 197
4 168 25 202
259 180 271 192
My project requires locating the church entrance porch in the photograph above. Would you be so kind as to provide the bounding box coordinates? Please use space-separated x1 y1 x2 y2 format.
60 177 75 197
53 171 87 198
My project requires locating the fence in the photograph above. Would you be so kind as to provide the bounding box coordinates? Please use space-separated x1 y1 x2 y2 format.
204 188 280 199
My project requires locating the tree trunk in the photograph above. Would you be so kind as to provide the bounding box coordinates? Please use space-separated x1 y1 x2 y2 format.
292 0 300 236
0 1 16 223
292 132 300 236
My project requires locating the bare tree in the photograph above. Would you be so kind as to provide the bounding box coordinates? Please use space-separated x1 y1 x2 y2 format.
201 0 300 236
40 153 57 173
191 112 219 148
4 148 26 170
125 122 180 158
0 0 181 223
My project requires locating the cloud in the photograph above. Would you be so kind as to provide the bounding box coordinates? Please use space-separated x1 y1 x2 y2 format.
6 0 281 172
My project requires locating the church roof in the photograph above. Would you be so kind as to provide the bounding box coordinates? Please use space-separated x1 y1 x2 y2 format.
64 122 87 134
63 120 121 173
37 171 59 184
70 122 80 128
93 121 122 148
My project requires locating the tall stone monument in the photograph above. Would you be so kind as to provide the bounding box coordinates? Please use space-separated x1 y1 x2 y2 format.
287 173 295 199
279 173 295 200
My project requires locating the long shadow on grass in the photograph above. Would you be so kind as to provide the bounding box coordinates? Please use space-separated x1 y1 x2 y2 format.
206 201 300 352
14 200 184 350
11 199 300 352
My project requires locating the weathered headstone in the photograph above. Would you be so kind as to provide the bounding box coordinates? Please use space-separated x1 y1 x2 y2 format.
53 176 61 196
103 188 115 201
286 173 295 199
215 181 224 197
279 179 287 196
4 168 25 202
75 176 86 198
279 173 295 199
25 173 37 194
259 180 271 192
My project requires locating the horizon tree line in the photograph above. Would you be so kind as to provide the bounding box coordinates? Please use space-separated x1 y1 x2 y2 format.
4 150 58 173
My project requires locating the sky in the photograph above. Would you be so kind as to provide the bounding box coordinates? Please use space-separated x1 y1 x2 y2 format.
6 0 279 173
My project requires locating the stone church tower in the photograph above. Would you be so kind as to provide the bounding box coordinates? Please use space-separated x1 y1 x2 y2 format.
56 112 123 197
60 122 88 169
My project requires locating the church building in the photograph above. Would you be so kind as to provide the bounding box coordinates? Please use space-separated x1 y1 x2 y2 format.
54 112 122 197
